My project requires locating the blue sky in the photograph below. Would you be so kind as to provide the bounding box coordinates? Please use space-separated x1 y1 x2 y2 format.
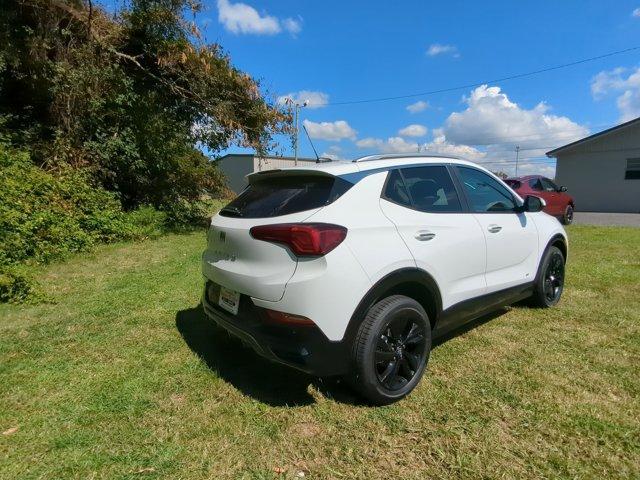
115 0 640 176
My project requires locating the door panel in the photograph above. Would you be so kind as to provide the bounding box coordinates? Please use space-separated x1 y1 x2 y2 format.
455 166 539 292
472 213 538 291
379 166 487 312
380 200 487 309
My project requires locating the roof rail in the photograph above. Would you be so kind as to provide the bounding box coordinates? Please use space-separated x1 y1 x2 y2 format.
352 153 463 163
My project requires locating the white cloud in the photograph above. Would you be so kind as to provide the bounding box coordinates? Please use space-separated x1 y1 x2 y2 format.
420 130 486 161
355 137 383 149
591 66 640 122
217 0 302 35
442 85 588 151
353 85 584 177
426 44 459 57
356 136 419 153
303 120 356 141
406 100 429 113
385 137 420 153
633 8 640 17
321 145 343 160
282 17 302 34
277 90 329 109
398 124 428 137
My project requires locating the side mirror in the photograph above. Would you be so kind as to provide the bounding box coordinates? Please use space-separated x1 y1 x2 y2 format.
559 186 567 192
522 195 546 213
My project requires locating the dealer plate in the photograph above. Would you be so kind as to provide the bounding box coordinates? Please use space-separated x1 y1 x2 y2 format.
218 286 240 315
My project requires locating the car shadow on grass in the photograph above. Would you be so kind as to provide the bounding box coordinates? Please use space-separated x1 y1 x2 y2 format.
176 304 510 407
175 304 363 407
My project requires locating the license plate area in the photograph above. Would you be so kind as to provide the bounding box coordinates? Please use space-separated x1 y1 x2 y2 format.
218 286 240 315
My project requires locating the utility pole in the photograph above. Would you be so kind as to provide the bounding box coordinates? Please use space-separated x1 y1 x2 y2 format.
294 103 299 166
515 145 520 176
289 99 308 166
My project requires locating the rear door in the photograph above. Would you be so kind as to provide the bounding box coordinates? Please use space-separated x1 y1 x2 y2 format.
203 173 352 301
454 166 538 292
379 165 487 311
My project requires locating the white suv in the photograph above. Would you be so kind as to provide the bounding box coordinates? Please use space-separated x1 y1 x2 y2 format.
202 154 567 404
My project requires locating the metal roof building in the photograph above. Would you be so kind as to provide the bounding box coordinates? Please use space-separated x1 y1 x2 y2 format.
546 117 640 213
214 154 317 193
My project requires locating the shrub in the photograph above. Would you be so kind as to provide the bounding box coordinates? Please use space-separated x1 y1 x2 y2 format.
0 266 35 304
0 144 174 302
0 144 132 266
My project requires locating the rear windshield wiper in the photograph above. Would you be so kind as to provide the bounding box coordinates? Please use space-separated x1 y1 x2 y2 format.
220 206 244 217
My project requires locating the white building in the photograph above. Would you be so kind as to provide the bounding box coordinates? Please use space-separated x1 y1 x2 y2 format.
215 154 318 193
546 117 640 213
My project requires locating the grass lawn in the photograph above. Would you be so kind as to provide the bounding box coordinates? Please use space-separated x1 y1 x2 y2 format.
1 225 639 479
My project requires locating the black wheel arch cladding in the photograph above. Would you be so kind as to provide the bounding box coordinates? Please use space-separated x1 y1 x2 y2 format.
343 268 442 344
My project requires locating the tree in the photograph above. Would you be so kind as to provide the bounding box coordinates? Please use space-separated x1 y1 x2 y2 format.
0 0 290 208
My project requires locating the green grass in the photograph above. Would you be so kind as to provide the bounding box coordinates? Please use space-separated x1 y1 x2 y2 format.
1 226 639 479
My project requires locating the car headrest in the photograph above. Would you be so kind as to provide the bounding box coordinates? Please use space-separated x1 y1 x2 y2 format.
410 180 439 201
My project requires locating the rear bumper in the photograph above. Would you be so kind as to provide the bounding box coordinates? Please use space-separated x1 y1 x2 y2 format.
202 281 350 377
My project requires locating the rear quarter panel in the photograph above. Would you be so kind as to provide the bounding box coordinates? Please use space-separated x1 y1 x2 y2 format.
252 171 419 341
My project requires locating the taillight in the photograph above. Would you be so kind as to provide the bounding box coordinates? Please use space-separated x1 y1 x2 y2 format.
250 223 347 256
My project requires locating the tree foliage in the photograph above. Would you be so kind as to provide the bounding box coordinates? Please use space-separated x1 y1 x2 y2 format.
0 0 290 208
0 0 290 302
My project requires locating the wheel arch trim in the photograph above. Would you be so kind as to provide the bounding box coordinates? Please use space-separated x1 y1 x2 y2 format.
534 233 568 284
342 268 443 343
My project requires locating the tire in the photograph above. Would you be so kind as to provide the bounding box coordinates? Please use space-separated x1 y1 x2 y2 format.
350 295 431 405
530 246 565 308
562 205 574 225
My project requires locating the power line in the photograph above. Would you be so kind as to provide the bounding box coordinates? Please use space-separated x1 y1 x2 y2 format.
327 46 640 106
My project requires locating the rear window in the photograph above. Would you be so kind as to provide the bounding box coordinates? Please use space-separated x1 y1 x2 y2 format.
220 175 353 218
504 180 521 189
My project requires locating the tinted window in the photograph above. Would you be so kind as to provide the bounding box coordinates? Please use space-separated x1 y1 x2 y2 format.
384 166 462 213
220 175 352 218
382 169 411 207
504 179 521 189
540 178 558 192
529 178 544 191
457 167 517 213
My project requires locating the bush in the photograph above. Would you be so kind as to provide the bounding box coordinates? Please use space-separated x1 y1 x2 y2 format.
0 266 35 304
0 144 174 302
123 206 168 239
0 144 228 303
0 144 134 266
161 198 225 229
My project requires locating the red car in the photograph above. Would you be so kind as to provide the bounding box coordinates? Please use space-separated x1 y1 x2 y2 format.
505 175 575 225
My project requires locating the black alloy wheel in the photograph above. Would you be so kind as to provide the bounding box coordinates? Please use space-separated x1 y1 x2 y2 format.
375 316 427 391
351 295 432 405
563 205 574 225
543 250 565 303
531 245 565 308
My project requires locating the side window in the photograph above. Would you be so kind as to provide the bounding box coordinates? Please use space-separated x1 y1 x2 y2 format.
541 178 558 192
529 178 543 191
399 166 462 213
457 167 517 213
382 169 411 207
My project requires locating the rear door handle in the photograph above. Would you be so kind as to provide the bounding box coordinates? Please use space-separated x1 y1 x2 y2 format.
415 230 436 241
488 224 502 233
